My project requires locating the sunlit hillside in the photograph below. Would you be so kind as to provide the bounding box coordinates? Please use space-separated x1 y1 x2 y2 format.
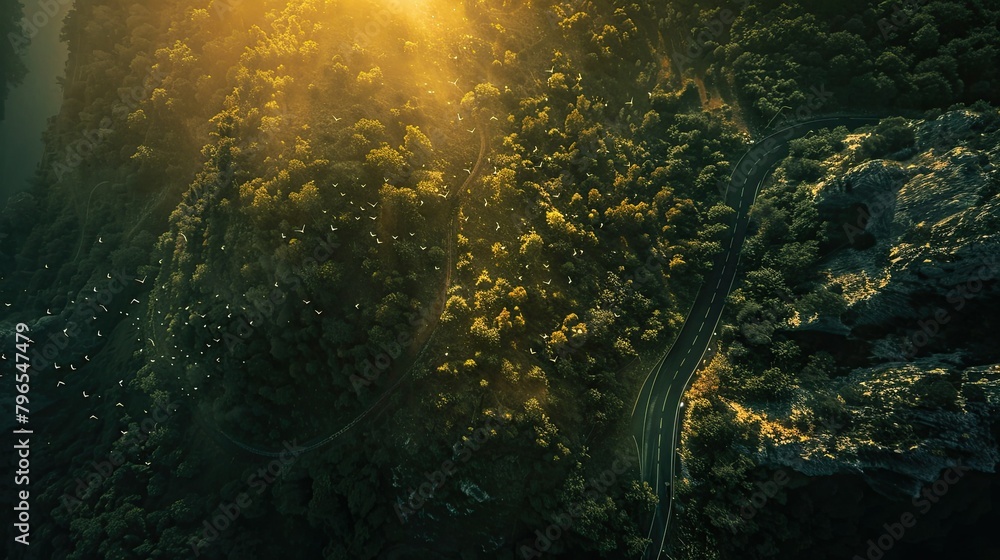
2 1 999 559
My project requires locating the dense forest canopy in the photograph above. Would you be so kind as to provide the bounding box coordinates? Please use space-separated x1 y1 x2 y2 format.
1 0 997 559
1 0 28 116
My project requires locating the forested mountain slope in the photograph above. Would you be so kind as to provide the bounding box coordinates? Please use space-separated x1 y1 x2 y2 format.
1 1 998 559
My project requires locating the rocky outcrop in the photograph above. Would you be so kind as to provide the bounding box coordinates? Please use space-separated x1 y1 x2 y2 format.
766 110 1000 498
769 359 1000 498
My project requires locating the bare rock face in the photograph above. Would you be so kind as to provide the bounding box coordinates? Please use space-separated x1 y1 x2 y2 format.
765 110 1000 498
770 359 1000 498
814 112 1000 333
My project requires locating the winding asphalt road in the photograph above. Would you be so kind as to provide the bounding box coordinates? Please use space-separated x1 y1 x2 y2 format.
632 117 880 560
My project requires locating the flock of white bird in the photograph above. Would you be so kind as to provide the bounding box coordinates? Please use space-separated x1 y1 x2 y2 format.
32 76 620 426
